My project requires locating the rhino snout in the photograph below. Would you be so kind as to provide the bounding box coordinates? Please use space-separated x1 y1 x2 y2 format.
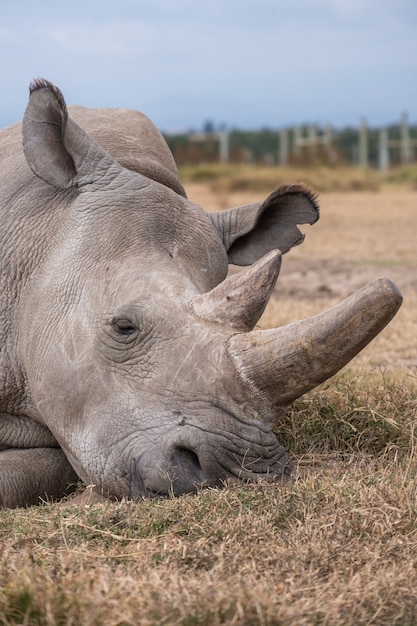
128 424 293 499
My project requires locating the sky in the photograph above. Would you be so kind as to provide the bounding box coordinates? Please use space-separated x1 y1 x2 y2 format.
1 0 416 132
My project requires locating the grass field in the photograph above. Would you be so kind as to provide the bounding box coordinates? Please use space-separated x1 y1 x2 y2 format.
1 167 416 625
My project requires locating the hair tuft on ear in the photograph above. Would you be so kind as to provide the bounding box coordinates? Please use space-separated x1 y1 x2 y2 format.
29 78 68 114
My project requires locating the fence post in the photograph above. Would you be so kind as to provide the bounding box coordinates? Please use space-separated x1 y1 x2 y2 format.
308 125 317 158
218 131 229 163
279 128 289 166
401 112 411 164
359 118 368 168
323 125 335 162
293 126 302 157
379 128 389 171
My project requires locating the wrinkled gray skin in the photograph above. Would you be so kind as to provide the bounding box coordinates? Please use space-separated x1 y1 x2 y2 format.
0 80 402 508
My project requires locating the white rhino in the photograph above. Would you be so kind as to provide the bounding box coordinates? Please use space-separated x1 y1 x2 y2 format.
0 79 402 507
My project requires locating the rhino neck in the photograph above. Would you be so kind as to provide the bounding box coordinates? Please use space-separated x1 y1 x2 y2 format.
0 152 76 416
68 105 186 197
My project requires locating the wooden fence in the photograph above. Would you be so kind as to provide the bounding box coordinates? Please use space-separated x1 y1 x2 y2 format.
165 113 417 169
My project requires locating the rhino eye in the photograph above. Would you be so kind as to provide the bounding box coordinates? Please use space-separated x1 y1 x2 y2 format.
111 317 137 336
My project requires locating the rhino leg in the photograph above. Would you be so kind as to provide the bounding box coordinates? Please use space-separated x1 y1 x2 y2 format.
0 448 79 508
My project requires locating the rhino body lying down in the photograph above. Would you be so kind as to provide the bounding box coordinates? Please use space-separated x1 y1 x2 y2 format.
0 80 402 507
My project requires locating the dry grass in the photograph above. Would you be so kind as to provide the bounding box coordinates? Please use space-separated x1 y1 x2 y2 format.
2 421 417 625
283 189 417 265
1 171 417 625
179 164 386 194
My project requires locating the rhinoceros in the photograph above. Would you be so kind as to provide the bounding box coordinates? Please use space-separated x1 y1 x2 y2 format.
0 79 402 508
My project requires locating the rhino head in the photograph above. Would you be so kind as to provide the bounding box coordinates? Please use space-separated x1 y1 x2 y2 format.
15 79 401 501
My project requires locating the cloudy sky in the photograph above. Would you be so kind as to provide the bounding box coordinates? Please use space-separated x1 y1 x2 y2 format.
1 0 416 131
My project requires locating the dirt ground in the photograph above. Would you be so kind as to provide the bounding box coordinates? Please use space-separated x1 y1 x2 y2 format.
271 190 416 298
186 185 417 372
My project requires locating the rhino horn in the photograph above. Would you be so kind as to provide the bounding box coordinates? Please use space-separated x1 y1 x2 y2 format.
192 249 282 331
228 278 402 410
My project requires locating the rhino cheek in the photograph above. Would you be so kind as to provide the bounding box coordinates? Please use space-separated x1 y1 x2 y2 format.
56 393 141 491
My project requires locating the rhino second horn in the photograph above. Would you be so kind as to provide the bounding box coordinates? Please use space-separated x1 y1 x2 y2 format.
228 277 403 410
192 249 282 331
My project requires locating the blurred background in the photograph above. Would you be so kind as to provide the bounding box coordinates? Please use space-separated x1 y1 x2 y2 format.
1 0 416 167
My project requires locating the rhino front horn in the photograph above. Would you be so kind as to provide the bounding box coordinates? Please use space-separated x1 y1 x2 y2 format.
192 249 282 331
228 278 402 411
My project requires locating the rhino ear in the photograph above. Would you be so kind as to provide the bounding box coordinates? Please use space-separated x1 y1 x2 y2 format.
23 78 119 189
210 184 319 265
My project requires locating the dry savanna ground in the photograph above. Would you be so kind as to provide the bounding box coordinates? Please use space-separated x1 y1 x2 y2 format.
1 167 416 625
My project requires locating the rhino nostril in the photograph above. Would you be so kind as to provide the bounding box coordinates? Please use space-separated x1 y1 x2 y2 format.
172 447 202 470
171 447 205 485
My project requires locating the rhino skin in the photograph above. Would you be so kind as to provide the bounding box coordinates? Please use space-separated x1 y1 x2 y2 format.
0 79 402 508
